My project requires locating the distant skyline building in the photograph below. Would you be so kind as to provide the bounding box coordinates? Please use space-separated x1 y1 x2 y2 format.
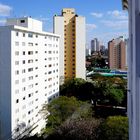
91 38 99 52
108 36 126 70
0 17 60 140
86 48 91 56
54 8 86 83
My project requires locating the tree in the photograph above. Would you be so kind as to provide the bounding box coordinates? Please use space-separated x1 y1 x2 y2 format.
98 116 128 140
60 78 86 97
46 118 101 140
41 96 93 134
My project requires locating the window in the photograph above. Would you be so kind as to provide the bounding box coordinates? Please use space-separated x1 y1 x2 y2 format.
15 70 19 75
22 69 26 73
35 83 38 86
23 33 25 37
15 61 19 65
28 43 33 46
28 59 33 63
15 80 19 84
28 68 33 72
15 89 19 94
15 108 19 113
16 32 19 36
48 64 52 67
28 76 33 80
15 51 19 56
22 78 26 82
28 94 31 97
22 60 25 64
23 51 25 55
48 51 52 54
48 71 52 74
22 42 25 46
28 33 33 38
28 84 33 89
22 87 26 91
16 99 19 103
28 51 33 55
20 20 25 23
15 42 19 46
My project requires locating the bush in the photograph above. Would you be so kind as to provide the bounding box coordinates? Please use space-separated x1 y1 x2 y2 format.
98 116 128 140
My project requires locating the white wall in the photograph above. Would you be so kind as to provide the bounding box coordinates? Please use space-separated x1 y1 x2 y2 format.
53 16 64 84
75 16 86 79
0 23 60 140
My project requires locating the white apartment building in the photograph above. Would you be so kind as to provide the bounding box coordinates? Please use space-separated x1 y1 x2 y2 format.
54 8 86 83
0 17 60 140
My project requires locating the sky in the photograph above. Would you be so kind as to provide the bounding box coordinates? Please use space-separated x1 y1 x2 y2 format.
0 0 128 48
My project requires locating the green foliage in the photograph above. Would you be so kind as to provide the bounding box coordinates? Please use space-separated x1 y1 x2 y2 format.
41 96 92 134
60 77 127 107
98 116 128 140
46 118 101 140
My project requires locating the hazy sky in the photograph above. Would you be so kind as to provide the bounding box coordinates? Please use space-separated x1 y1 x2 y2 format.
0 0 128 47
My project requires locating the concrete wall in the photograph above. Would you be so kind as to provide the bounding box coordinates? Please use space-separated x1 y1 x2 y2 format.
75 16 86 79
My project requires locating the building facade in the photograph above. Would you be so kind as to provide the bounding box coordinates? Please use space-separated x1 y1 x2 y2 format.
122 0 140 140
108 37 126 70
0 17 60 140
91 38 100 53
54 8 86 83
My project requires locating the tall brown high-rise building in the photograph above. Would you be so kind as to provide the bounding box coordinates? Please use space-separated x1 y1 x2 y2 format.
108 37 126 70
54 8 86 83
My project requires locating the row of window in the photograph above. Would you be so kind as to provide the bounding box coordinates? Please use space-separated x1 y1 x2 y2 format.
15 41 58 47
15 50 58 56
16 31 59 41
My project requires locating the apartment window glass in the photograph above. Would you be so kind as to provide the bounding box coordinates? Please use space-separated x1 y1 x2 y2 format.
22 69 26 73
15 70 19 75
28 59 33 63
15 42 19 46
23 33 25 37
28 51 33 55
15 89 19 94
15 61 19 65
15 51 19 56
22 78 26 82
29 76 33 80
15 80 19 84
23 51 25 55
28 68 33 72
48 51 52 54
28 33 33 38
22 60 25 64
16 32 19 36
22 87 26 91
28 43 33 46
22 42 25 46
16 99 19 103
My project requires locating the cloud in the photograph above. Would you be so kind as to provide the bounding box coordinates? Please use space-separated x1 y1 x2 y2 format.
86 24 97 31
0 3 12 16
107 10 128 20
38 15 50 22
101 20 128 30
90 12 103 18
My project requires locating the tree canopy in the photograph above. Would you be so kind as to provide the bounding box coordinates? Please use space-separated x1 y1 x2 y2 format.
98 116 128 140
41 96 93 134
